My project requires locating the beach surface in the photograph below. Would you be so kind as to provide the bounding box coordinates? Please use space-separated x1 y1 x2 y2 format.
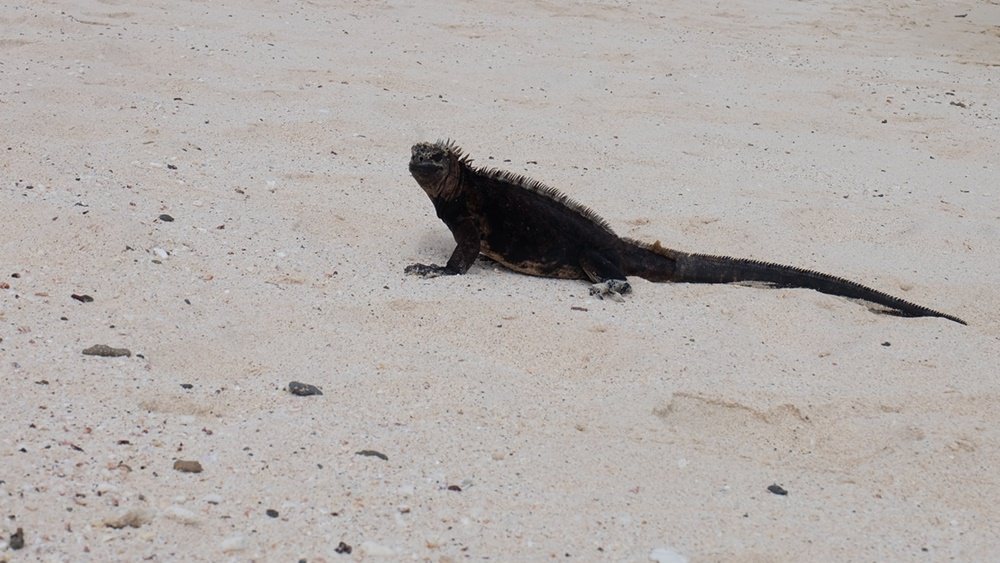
2 0 999 560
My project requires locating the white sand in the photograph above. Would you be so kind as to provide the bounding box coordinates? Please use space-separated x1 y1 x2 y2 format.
2 0 998 560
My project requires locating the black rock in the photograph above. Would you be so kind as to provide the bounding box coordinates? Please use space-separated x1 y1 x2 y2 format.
288 381 322 396
767 484 788 496
335 541 352 554
10 527 24 550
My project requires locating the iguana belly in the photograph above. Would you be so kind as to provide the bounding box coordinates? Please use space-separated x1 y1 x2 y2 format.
480 249 583 279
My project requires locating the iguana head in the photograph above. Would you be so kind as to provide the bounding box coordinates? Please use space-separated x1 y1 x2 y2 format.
409 141 463 198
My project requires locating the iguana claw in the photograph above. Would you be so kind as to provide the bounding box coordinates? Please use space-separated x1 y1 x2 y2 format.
589 280 632 302
404 263 451 278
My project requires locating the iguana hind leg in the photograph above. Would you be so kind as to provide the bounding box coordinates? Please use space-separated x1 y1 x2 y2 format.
581 252 631 301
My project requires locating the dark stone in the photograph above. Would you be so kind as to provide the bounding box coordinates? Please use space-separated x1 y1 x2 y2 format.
10 527 24 550
288 381 322 396
767 484 788 496
82 344 132 357
173 460 203 473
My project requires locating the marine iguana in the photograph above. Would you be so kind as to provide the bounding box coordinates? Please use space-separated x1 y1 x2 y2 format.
405 140 965 325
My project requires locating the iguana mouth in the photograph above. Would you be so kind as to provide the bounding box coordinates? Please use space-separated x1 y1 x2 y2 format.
408 161 441 174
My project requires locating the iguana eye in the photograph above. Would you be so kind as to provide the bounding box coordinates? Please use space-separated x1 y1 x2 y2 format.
431 153 444 162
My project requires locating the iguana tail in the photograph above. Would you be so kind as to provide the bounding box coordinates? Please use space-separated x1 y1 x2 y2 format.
622 238 966 324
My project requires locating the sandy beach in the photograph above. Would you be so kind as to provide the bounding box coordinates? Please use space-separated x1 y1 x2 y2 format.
2 0 999 560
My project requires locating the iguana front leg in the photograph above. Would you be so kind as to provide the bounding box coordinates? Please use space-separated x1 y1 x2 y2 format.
405 218 480 277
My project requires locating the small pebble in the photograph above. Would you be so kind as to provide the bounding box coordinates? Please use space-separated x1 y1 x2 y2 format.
265 508 279 518
288 381 323 396
356 449 388 461
203 493 223 505
334 541 352 554
10 527 25 550
103 508 153 529
96 482 118 495
173 460 203 473
164 505 200 525
83 344 132 357
767 484 788 496
447 485 462 492
358 541 394 556
220 534 247 552
153 247 169 259
159 213 175 221
71 293 94 303
180 383 193 389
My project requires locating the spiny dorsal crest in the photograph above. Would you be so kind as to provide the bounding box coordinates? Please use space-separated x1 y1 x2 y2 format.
432 139 473 166
442 141 617 235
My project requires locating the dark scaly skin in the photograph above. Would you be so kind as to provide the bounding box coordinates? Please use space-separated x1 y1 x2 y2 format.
405 140 965 324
